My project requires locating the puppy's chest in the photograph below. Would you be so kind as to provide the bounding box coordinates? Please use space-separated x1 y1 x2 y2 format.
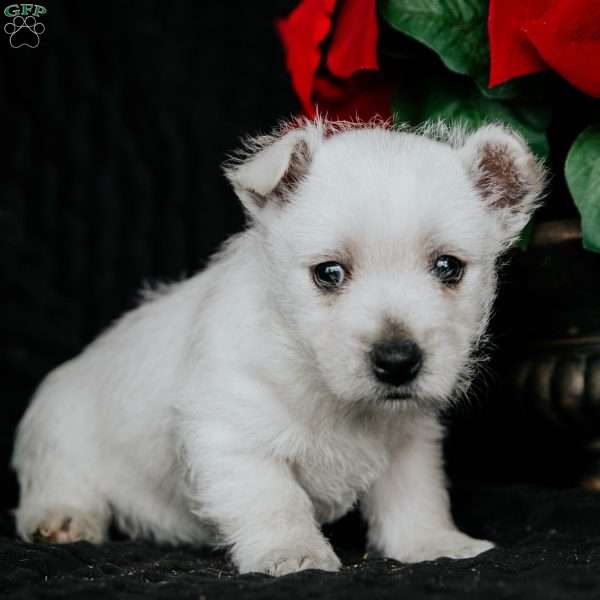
290 430 390 524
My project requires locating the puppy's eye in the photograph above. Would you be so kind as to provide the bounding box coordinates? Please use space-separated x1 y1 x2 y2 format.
313 262 346 289
432 255 464 285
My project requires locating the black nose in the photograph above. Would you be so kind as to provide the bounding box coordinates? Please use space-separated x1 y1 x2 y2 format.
370 339 423 386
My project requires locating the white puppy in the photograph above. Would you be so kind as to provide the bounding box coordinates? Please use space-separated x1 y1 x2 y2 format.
12 118 544 576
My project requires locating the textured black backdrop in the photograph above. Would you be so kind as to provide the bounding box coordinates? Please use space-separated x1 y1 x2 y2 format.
0 0 299 508
0 0 586 514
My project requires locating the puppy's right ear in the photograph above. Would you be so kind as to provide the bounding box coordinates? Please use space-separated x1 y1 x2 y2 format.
459 124 545 244
224 122 322 218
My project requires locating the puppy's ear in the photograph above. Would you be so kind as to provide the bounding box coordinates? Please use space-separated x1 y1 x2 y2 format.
459 124 545 244
224 122 322 218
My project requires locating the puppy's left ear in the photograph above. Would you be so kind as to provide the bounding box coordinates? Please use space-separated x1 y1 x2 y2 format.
460 124 545 244
224 122 323 219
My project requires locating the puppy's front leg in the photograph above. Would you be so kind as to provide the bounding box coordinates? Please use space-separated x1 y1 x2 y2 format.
363 418 493 563
185 439 340 576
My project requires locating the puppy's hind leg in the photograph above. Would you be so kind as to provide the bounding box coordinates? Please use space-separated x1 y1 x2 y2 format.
28 507 109 544
14 456 111 544
13 368 112 545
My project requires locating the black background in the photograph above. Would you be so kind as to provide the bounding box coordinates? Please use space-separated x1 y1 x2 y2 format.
0 0 585 513
0 0 300 508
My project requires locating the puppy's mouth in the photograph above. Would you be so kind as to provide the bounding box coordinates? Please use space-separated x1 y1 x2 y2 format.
381 386 413 401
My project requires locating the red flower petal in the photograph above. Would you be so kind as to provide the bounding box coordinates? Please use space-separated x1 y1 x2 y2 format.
488 0 550 88
326 0 379 79
524 0 600 97
276 0 337 117
313 73 392 121
489 0 600 96
277 0 389 119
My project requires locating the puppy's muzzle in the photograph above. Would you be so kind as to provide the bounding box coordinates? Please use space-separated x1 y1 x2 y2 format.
370 339 423 386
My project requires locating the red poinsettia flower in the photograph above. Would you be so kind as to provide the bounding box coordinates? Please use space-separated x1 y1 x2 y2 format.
276 0 392 120
489 0 600 97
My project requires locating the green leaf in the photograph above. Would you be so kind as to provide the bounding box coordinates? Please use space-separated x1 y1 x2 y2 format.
379 0 486 82
565 126 600 253
392 77 550 158
378 0 520 99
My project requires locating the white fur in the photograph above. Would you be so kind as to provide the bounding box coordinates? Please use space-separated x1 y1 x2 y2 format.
12 118 543 575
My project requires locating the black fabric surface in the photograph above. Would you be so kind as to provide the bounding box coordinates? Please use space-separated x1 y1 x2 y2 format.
2 484 600 599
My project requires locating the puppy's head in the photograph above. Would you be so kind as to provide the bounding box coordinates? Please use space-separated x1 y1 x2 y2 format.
225 119 544 411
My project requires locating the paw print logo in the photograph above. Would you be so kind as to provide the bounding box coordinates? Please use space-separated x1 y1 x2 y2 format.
4 15 45 48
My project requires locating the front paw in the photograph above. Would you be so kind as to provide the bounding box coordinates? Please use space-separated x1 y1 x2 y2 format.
389 530 494 563
238 540 341 576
